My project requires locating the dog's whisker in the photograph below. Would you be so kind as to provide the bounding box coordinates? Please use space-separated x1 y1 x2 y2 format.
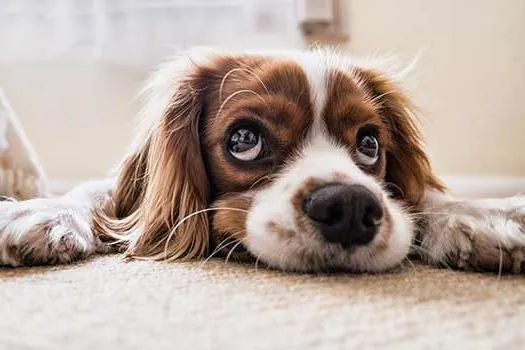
497 239 503 281
200 238 244 267
216 89 269 120
219 68 244 102
403 256 416 270
249 174 276 190
163 207 250 259
224 237 249 265
381 181 406 198
219 67 270 102
254 254 262 271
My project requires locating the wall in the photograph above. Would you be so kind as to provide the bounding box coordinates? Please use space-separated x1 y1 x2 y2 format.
0 59 143 182
1 0 524 184
346 0 525 175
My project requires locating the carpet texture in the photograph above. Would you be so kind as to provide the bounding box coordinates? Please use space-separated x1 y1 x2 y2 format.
2 256 524 350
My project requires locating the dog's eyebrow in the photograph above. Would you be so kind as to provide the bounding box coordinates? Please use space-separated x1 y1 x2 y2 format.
325 100 379 126
239 103 307 129
261 110 297 128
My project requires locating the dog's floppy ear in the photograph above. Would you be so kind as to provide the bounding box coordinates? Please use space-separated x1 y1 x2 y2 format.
94 50 213 261
357 68 446 206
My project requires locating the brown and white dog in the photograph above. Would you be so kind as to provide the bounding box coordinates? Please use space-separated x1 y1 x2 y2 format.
1 48 524 273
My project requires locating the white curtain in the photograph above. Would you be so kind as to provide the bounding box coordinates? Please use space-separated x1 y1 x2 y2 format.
0 0 303 67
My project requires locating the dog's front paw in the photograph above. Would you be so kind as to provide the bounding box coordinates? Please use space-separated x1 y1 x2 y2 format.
420 198 525 273
0 199 104 266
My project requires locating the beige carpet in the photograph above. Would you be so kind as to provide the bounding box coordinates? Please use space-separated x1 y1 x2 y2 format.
1 256 525 350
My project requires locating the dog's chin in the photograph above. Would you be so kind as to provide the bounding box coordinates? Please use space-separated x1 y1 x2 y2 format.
244 197 413 273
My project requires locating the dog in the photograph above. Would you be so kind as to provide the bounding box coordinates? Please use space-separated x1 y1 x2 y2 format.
1 47 524 273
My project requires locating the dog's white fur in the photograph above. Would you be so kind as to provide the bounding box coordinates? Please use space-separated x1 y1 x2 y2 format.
0 48 524 273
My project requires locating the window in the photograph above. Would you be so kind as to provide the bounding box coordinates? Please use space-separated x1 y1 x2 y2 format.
0 0 303 67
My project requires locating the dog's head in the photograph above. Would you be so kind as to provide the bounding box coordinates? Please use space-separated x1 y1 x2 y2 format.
96 48 444 272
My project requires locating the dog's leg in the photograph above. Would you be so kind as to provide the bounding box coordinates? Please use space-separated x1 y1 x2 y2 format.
417 191 525 273
0 179 114 266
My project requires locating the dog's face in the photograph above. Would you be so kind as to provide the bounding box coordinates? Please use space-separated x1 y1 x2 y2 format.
100 48 443 272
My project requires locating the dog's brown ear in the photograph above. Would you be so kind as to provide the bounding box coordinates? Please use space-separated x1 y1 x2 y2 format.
357 68 446 206
94 52 211 261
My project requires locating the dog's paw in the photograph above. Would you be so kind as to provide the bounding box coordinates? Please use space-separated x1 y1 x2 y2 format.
420 197 525 273
0 199 105 266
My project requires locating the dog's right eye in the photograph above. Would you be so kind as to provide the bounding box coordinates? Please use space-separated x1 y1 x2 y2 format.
227 127 264 161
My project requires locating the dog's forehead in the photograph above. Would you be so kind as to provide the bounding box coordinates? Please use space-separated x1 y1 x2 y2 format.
282 51 346 118
207 51 372 126
284 52 380 135
258 50 360 117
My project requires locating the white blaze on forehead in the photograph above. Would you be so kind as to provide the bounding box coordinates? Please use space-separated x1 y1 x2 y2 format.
285 50 355 139
285 49 355 125
291 53 328 122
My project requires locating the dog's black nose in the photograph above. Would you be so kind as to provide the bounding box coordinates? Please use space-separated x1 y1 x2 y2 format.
303 184 383 247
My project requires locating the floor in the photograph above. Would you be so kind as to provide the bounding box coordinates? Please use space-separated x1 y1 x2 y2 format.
2 256 524 350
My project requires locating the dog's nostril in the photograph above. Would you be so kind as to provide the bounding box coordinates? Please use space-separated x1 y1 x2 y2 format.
362 204 383 229
303 185 345 225
303 183 382 247
325 205 343 225
304 200 343 226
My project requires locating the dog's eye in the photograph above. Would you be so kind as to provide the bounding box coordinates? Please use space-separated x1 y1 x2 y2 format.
356 134 379 166
228 127 263 161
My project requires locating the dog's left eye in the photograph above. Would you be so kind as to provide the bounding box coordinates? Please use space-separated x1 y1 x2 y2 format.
356 134 379 166
228 127 263 161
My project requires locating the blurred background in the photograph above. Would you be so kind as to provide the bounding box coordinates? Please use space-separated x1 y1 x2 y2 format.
0 0 524 192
